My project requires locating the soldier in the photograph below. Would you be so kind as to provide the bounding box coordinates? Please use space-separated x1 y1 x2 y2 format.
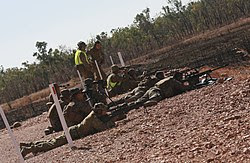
111 72 189 111
75 41 94 79
63 88 92 127
87 41 107 80
45 89 71 135
135 71 189 107
83 78 107 106
20 103 119 158
108 71 165 107
107 65 138 97
125 71 164 102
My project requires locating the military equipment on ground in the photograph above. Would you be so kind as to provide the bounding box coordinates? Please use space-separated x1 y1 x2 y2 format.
182 64 228 87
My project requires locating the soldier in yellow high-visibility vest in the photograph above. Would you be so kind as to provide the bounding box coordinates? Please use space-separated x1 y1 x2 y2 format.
107 65 138 97
75 41 94 79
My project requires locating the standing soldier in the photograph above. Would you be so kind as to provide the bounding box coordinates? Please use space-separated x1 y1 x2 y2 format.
75 41 94 79
87 41 107 80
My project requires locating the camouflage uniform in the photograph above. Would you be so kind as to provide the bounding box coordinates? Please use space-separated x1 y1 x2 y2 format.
63 101 92 127
117 75 163 104
87 42 107 80
47 101 68 132
46 89 71 133
107 65 138 97
20 104 115 157
136 76 187 105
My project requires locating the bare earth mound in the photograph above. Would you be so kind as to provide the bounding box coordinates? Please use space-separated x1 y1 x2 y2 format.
0 76 250 162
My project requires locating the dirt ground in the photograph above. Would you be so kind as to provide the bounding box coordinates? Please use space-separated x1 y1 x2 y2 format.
0 67 249 163
0 18 250 162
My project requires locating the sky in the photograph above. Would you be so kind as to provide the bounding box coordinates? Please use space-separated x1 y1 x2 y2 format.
0 0 191 69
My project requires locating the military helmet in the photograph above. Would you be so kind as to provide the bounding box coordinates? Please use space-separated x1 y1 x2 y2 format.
77 41 87 48
111 65 119 73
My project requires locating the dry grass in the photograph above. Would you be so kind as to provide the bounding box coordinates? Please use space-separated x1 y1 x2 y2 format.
0 79 79 112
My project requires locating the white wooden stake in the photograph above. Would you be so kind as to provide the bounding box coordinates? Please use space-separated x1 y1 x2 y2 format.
94 60 110 98
94 60 103 80
49 84 74 148
77 70 93 107
0 106 25 163
77 70 85 89
117 52 125 67
109 56 114 65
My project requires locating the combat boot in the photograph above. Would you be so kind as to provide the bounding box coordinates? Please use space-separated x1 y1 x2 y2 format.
21 146 33 158
20 142 33 148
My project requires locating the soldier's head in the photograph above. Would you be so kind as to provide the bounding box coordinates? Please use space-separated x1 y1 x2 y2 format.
60 89 71 103
77 41 87 50
94 41 102 50
93 102 108 116
111 64 119 74
155 71 164 80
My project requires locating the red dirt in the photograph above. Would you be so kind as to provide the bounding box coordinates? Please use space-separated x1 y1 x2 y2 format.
1 17 250 163
0 71 250 162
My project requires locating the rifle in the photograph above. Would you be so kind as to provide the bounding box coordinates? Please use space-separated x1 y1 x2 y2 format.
183 64 228 87
143 67 168 77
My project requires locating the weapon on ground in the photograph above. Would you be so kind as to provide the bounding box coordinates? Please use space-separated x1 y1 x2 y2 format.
183 64 228 87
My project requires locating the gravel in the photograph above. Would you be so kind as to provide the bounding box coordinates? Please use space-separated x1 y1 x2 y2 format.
1 78 250 162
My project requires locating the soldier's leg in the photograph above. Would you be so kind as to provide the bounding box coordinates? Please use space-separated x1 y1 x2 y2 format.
49 117 63 132
126 92 145 103
143 89 162 107
20 135 68 157
136 91 150 104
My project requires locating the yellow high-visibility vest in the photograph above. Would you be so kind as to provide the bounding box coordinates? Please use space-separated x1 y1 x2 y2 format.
75 50 90 65
107 74 121 90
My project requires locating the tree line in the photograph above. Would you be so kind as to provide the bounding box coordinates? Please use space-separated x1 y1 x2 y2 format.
0 0 249 103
